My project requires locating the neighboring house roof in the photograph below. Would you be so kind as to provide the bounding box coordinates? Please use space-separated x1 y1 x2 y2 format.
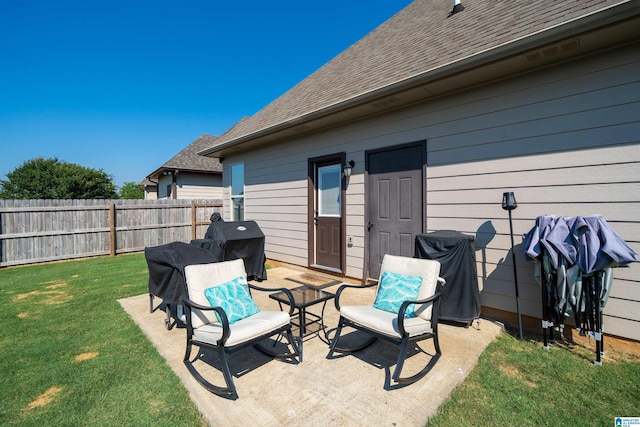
138 178 157 189
148 134 222 179
201 0 639 157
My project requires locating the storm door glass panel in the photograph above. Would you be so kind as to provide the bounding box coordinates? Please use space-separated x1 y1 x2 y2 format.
318 164 341 217
230 162 244 221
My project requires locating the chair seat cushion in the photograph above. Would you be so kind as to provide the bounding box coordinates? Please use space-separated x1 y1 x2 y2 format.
341 305 432 339
204 276 260 324
373 271 423 317
193 310 290 347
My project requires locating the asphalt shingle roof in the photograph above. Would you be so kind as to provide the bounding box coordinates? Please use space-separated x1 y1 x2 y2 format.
148 134 222 178
205 0 629 151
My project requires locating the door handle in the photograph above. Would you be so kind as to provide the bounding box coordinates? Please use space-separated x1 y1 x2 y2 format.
367 221 374 231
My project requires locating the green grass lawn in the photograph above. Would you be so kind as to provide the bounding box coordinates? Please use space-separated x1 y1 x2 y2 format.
428 333 640 426
1 254 638 426
0 254 206 426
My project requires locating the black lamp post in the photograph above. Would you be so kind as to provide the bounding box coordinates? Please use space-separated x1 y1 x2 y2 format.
502 191 523 340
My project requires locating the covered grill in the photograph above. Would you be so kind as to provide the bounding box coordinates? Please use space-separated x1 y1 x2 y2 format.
144 241 218 329
191 219 267 281
144 217 268 329
415 230 481 325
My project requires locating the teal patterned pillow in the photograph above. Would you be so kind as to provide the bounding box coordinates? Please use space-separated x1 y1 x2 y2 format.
373 271 423 317
204 276 260 324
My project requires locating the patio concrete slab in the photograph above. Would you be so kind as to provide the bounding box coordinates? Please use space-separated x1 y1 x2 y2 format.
119 265 502 427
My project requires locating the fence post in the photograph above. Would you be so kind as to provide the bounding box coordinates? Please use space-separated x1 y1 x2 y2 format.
191 200 196 241
109 202 116 256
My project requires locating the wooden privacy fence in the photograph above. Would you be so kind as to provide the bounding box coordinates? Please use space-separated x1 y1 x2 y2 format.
0 199 223 267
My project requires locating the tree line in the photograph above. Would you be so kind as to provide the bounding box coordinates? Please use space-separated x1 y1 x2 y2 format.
0 157 144 199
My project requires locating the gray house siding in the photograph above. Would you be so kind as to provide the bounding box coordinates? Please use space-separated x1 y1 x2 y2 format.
423 42 639 340
157 173 222 200
222 41 640 340
177 173 223 199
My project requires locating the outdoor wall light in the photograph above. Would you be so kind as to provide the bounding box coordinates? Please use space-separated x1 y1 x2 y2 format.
502 191 522 339
344 160 355 177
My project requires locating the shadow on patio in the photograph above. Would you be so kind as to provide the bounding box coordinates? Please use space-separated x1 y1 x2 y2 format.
119 264 502 426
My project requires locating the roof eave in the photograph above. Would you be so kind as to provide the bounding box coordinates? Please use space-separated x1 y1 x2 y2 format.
146 167 222 180
201 1 640 158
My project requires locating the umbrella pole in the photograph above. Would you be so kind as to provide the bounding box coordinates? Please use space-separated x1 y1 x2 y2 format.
594 271 603 366
508 209 523 340
541 266 550 350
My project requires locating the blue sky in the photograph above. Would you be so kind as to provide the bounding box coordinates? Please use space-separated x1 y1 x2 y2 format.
0 0 411 189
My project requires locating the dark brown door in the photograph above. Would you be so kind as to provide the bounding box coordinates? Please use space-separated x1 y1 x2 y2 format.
310 158 344 272
367 143 424 279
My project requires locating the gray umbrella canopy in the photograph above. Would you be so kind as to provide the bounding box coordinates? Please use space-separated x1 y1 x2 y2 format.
522 215 637 363
523 214 637 273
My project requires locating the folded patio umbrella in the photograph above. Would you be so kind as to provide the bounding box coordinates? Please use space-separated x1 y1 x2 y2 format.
523 215 637 274
523 215 637 361
574 215 638 274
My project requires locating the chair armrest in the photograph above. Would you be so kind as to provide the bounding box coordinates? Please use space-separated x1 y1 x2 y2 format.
248 283 297 316
397 292 442 336
181 296 230 343
334 282 378 311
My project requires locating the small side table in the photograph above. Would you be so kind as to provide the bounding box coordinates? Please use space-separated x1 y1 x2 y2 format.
269 286 335 361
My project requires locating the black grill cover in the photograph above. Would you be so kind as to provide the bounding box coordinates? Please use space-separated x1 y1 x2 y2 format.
145 242 218 305
191 220 267 281
415 231 481 324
